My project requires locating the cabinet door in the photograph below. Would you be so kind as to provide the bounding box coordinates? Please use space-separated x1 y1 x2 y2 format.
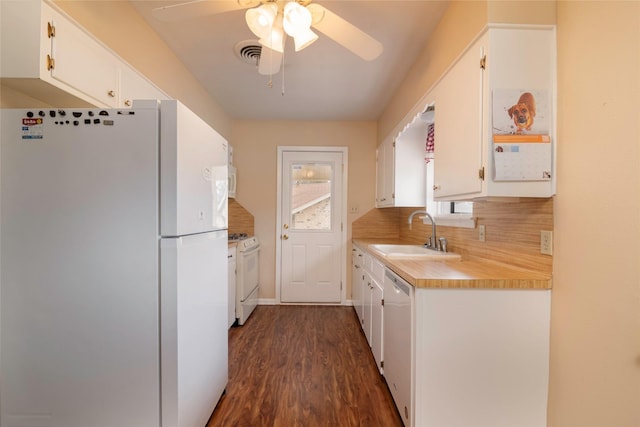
0 0 50 79
433 33 486 199
49 7 119 107
375 145 385 206
351 249 364 324
375 137 394 207
363 271 373 345
394 121 427 207
483 28 556 198
371 277 383 372
119 66 169 107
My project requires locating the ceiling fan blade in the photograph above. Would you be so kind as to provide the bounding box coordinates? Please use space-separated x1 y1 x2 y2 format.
152 0 259 22
258 47 282 75
307 3 383 61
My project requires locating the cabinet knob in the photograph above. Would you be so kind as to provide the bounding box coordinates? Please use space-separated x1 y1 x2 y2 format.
433 185 441 191
124 100 131 107
108 90 116 98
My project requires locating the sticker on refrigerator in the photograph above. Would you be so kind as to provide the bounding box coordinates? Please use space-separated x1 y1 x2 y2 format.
21 118 44 140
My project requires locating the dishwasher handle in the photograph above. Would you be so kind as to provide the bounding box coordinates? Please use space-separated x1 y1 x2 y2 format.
385 268 411 296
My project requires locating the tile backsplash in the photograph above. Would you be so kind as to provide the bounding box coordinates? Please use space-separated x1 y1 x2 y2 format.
353 198 553 274
229 199 255 237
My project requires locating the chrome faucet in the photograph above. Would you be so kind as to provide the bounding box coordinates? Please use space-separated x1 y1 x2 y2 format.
408 210 445 251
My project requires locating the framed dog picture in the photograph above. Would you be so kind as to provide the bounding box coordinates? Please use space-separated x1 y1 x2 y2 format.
491 89 552 182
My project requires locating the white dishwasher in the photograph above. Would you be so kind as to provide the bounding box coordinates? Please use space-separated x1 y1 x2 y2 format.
383 267 414 426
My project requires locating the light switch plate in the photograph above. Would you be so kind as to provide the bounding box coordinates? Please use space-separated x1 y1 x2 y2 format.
478 224 486 242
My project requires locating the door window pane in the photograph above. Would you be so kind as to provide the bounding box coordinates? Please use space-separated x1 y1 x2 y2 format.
290 163 332 230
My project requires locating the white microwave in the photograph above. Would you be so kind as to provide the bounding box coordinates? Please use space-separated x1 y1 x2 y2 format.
228 165 237 199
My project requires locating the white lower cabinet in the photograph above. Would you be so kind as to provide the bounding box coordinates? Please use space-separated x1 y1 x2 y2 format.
369 260 384 372
370 277 383 371
353 244 551 426
363 270 373 342
351 245 384 373
411 288 551 427
351 247 364 323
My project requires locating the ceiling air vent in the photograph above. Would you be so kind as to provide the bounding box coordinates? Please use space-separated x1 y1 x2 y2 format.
234 40 262 66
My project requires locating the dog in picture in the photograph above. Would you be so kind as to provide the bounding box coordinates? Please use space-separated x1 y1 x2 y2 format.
507 92 536 134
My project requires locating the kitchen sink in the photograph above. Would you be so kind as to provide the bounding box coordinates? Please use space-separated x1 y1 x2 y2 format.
369 244 461 260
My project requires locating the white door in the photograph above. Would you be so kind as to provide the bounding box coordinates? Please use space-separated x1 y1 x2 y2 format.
279 149 345 303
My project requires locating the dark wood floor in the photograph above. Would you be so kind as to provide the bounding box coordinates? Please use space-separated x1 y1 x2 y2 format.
207 305 403 427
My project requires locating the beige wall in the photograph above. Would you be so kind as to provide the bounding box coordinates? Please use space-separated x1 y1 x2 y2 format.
49 0 232 138
549 2 640 426
487 0 556 25
230 120 377 299
377 1 487 141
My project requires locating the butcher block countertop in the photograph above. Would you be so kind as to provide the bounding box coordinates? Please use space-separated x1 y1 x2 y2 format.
353 239 552 290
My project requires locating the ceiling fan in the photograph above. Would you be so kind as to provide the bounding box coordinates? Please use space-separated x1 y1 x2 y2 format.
151 0 384 76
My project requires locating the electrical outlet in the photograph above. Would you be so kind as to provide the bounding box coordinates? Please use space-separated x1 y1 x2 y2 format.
540 230 553 255
478 224 486 242
349 206 359 213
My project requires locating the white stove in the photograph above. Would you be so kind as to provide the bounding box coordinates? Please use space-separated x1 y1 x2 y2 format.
233 235 260 325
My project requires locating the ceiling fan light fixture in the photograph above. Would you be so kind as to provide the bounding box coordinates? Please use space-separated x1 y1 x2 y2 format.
283 2 312 37
258 14 285 53
245 3 277 39
292 29 319 52
282 2 317 51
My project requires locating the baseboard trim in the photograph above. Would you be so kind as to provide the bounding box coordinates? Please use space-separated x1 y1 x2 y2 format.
257 299 354 306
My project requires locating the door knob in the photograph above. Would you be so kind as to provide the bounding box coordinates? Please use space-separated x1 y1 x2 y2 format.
282 234 289 240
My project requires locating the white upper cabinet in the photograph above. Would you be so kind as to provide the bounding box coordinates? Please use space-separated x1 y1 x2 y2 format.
376 123 427 208
119 66 169 108
48 5 120 107
432 26 557 200
1 0 168 108
375 136 394 207
432 33 486 199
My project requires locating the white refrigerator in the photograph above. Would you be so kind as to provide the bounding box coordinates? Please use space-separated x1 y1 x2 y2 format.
0 100 229 427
